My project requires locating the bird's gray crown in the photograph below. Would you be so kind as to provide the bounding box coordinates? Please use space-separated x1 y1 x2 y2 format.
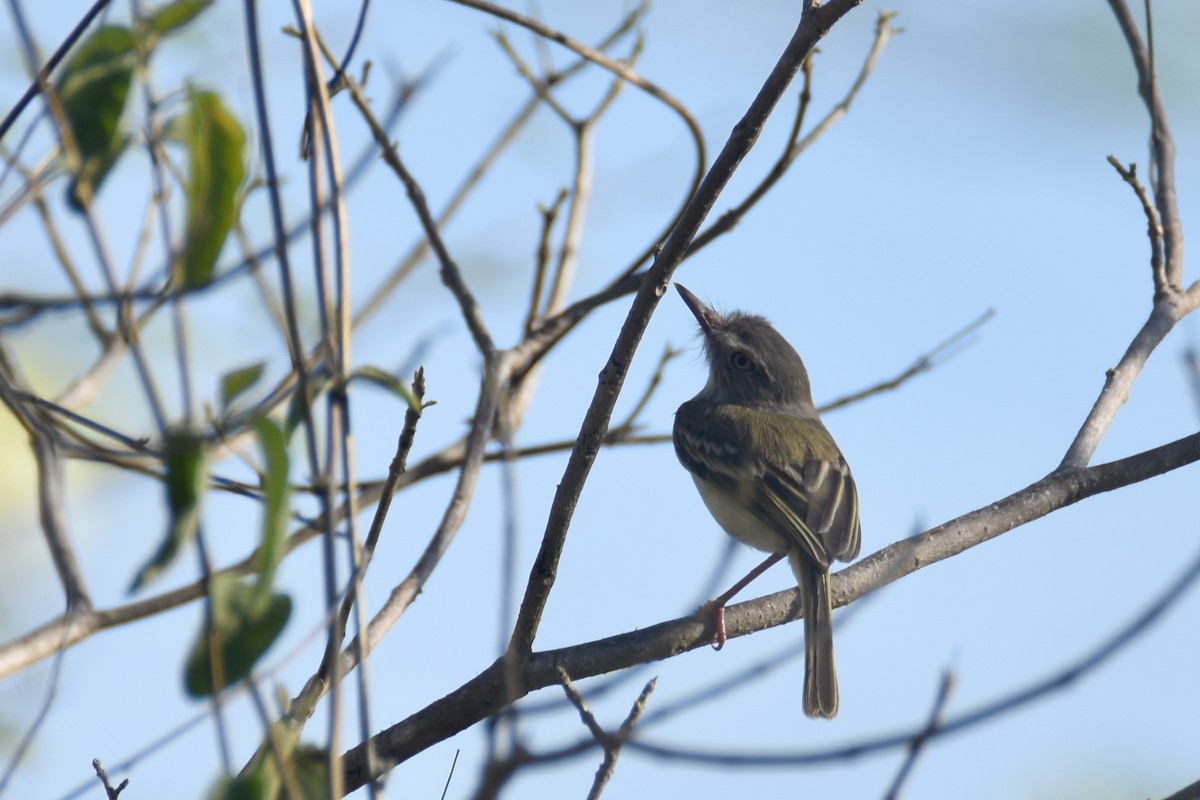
676 284 815 411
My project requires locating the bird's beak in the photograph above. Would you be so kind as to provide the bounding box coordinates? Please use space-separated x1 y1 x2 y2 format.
675 283 719 336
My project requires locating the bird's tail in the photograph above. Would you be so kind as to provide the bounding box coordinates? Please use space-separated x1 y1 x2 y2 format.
800 564 839 719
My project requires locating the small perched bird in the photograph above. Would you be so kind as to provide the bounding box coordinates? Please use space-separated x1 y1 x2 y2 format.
672 284 861 719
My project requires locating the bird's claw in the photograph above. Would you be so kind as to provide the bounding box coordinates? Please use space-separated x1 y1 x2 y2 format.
697 600 728 650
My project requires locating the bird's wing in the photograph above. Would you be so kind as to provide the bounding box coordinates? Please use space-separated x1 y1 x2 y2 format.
765 447 861 563
674 403 861 567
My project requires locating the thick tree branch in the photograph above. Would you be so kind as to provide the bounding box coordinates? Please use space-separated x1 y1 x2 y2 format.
1059 1 1194 470
341 423 1200 790
630 539 1200 766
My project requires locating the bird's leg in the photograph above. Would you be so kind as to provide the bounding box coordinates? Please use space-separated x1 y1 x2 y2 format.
700 551 786 650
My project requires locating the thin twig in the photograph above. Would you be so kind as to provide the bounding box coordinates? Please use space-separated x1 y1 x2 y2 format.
447 0 705 173
0 347 91 608
882 670 954 800
288 370 427 730
1105 156 1166 295
0 0 112 143
0 605 76 793
493 25 636 318
323 0 372 93
350 5 646 328
820 308 993 413
291 2 357 794
588 676 655 800
5 153 109 339
1104 0 1184 293
554 667 654 799
339 70 495 357
526 188 569 335
690 11 897 258
556 667 609 744
0 427 659 682
496 26 637 436
440 750 461 800
7 0 169 435
612 343 682 434
89 759 129 800
450 0 705 300
195 525 233 772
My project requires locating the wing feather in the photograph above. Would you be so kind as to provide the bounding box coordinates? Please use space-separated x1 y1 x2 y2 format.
674 401 861 566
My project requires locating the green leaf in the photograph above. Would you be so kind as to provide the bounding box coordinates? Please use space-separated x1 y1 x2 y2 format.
206 771 268 800
285 372 329 441
175 88 246 289
147 0 213 35
252 416 289 602
56 25 138 210
237 721 302 800
349 365 419 411
289 746 331 800
235 737 327 800
220 362 266 411
130 428 208 592
185 574 291 697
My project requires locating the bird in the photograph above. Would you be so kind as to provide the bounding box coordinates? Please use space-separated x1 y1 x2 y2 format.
672 283 861 719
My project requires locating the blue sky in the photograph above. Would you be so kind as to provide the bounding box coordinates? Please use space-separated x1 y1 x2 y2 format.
1 1 1199 798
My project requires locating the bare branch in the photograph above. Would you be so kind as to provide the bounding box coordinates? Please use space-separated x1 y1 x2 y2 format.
0 0 111 143
440 750 461 800
1060 2 1197 468
1160 777 1200 800
526 188 569 336
883 671 954 800
90 759 129 800
340 428 1200 787
339 63 495 357
0 347 91 608
352 6 648 328
611 343 682 435
288 369 427 722
690 10 898 257
1106 156 1166 295
448 0 706 294
447 0 706 172
507 11 893 387
7 0 169 434
588 673 655 800
0 607 76 793
819 308 993 414
291 4 357 792
556 667 610 746
1058 305 1175 470
1105 0 1184 295
493 21 638 436
0 296 1002 683
328 354 511 694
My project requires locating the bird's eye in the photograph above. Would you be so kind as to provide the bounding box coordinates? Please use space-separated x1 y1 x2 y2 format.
730 351 754 372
